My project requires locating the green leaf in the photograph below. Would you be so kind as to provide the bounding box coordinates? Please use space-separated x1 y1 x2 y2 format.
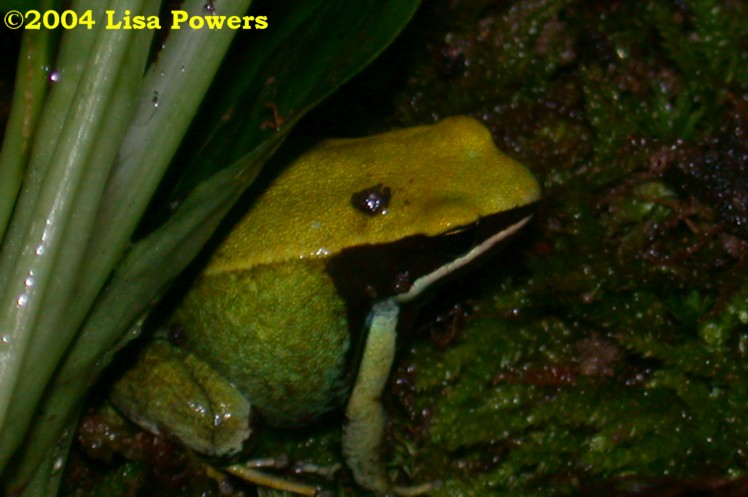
0 0 59 239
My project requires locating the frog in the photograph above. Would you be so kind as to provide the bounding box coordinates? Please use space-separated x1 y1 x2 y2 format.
110 115 541 494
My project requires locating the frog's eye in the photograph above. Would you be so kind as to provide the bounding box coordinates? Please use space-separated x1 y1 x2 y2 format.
351 184 392 215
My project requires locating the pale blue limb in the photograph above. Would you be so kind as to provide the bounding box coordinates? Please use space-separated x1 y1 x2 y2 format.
342 299 399 494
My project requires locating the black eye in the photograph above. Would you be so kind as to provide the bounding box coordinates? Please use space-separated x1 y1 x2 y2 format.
351 184 392 215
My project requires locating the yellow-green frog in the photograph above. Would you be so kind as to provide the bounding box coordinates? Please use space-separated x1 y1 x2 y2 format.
111 116 540 494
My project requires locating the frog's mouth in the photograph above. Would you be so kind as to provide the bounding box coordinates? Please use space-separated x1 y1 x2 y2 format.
325 201 537 341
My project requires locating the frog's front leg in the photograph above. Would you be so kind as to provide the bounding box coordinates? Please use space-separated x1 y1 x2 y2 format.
342 300 398 493
343 300 432 496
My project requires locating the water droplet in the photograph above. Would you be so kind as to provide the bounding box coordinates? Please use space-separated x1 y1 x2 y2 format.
24 275 35 288
152 90 159 108
49 70 61 83
35 244 45 256
180 65 185 72
1 335 10 345
17 293 29 307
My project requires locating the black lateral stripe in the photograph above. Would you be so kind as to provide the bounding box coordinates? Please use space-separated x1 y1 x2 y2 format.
325 201 537 391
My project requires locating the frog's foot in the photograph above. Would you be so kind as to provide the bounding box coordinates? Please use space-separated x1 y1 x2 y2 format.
343 300 435 496
110 340 251 457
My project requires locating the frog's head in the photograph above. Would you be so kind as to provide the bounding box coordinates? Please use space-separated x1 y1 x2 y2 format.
211 115 540 280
